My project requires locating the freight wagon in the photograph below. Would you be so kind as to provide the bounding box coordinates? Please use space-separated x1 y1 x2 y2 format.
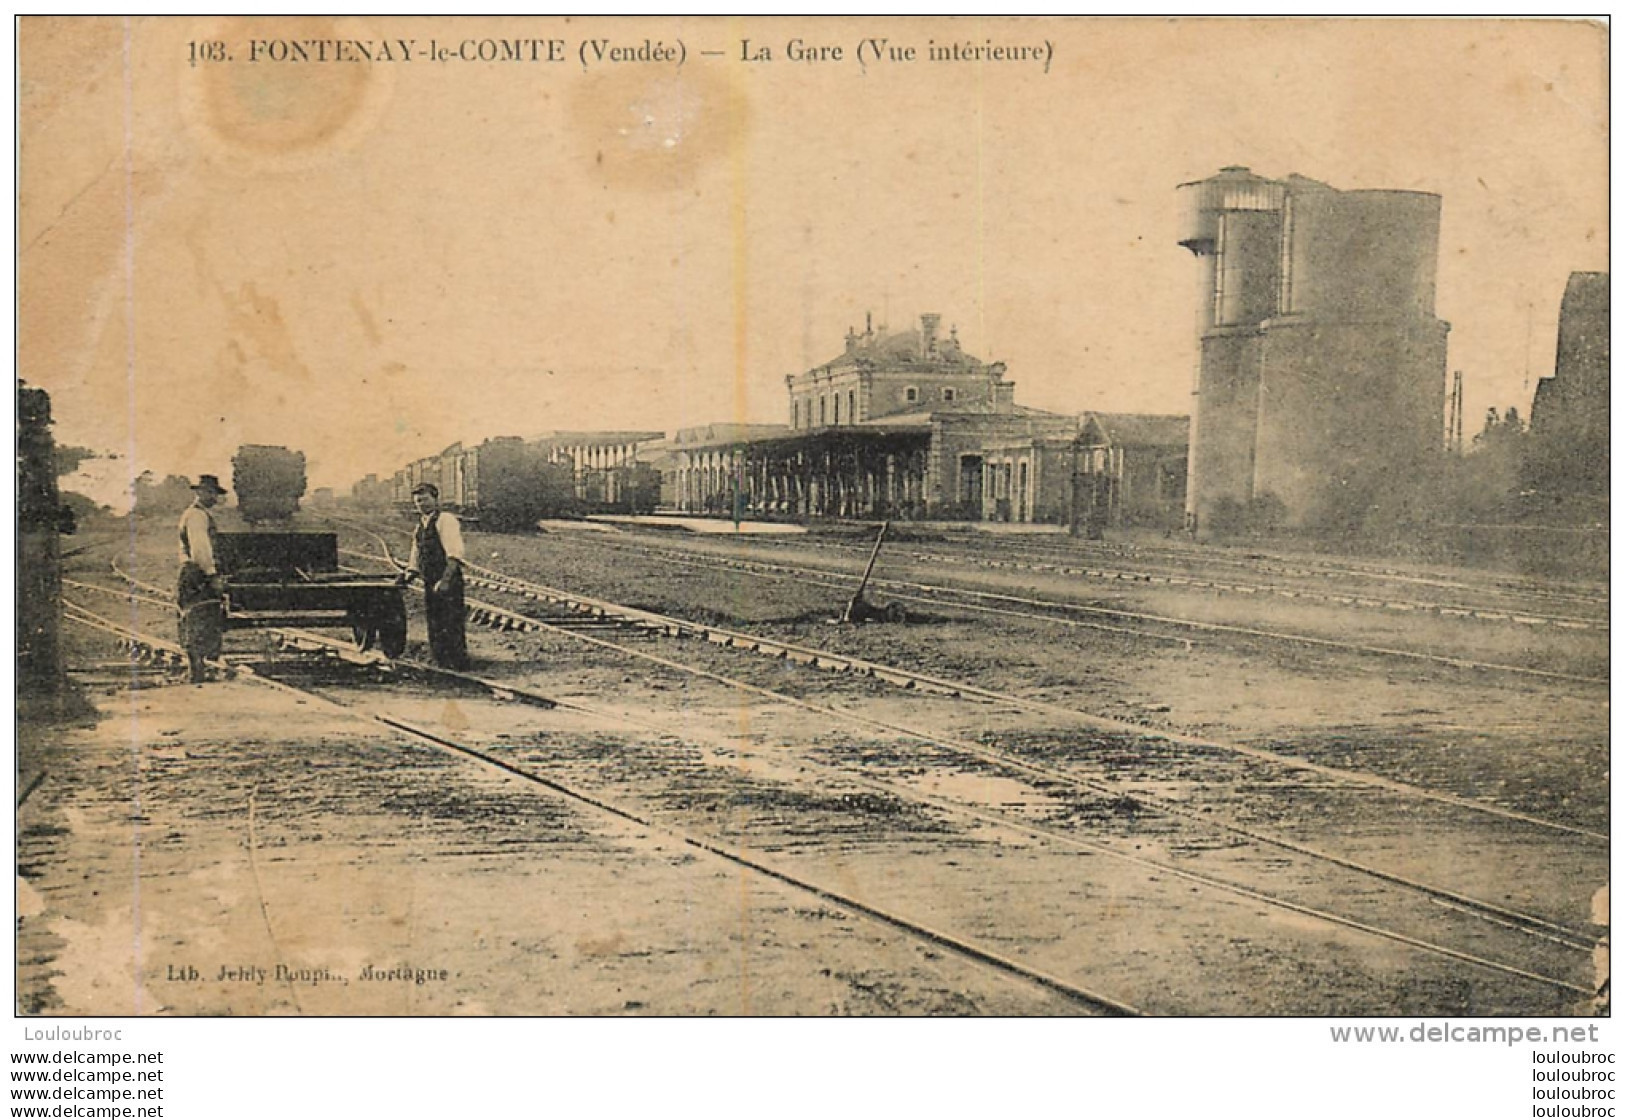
392 439 576 530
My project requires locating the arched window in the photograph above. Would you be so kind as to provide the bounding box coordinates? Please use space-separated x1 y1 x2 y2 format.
819 396 827 426
905 386 919 404
848 389 856 423
833 394 841 425
793 400 800 429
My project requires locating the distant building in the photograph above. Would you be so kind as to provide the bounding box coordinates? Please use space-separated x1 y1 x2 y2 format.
350 473 393 507
1177 168 1450 535
1074 413 1190 535
1525 272 1609 507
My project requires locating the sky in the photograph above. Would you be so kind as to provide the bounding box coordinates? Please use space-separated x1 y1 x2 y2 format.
19 17 1609 505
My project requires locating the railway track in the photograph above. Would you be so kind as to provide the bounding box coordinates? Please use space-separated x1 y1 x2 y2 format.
657 521 1610 620
900 531 1609 613
508 531 1610 687
59 594 1137 1015
450 580 1605 923
313 522 1607 843
59 590 1603 1013
885 543 1605 630
89 526 1606 1000
457 567 1605 844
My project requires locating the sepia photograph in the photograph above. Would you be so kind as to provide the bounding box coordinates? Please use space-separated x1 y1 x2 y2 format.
11 13 1612 1113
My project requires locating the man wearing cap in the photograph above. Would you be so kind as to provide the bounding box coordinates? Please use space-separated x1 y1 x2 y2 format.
402 482 469 670
177 474 228 683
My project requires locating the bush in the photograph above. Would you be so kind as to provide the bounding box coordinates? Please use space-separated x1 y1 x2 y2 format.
1206 493 1289 538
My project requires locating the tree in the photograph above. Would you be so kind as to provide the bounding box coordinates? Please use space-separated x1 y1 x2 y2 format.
1473 406 1526 451
132 471 195 516
53 444 102 478
1441 404 1530 523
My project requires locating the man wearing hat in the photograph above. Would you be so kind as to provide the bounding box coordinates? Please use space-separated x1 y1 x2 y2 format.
401 482 469 670
177 474 228 683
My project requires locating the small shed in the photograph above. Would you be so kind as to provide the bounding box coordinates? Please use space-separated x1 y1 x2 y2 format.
1076 413 1190 534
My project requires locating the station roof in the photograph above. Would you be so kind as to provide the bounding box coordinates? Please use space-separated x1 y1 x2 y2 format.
799 314 988 381
744 425 934 457
860 400 1071 427
671 422 792 449
1080 412 1190 448
532 430 667 447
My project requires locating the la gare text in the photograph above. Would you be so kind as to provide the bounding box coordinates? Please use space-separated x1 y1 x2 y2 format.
190 37 1052 71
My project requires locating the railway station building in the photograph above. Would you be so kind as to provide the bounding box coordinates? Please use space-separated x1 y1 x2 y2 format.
374 316 1191 532
785 311 1015 429
670 315 1081 522
1177 167 1451 537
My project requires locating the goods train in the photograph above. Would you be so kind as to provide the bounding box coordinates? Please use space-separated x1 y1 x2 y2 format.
387 436 662 531
232 445 307 524
392 438 580 531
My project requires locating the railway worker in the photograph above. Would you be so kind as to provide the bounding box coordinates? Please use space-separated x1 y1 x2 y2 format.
401 482 470 670
176 474 228 684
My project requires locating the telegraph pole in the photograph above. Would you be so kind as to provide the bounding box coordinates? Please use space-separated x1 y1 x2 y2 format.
1447 369 1465 454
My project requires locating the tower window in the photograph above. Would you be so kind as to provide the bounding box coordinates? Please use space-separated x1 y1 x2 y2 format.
942 387 957 402
1278 195 1297 313
905 386 919 404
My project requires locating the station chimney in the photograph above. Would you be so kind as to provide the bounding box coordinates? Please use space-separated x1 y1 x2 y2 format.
920 313 941 358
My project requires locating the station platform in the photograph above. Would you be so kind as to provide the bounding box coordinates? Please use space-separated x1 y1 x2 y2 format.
584 514 808 535
584 514 1084 536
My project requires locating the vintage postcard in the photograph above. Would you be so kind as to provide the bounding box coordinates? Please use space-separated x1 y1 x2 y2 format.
15 14 1608 1056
